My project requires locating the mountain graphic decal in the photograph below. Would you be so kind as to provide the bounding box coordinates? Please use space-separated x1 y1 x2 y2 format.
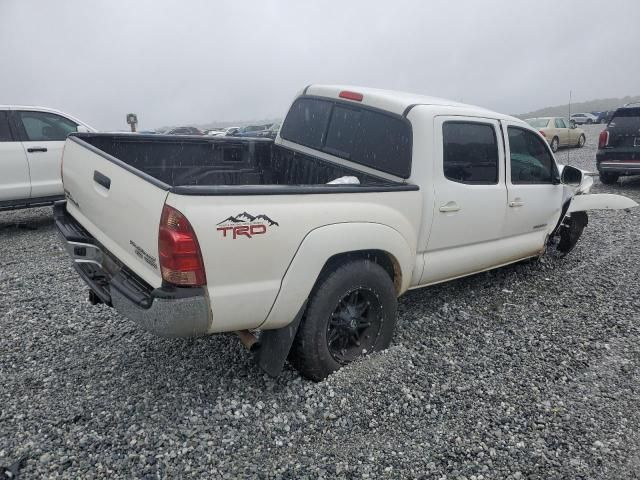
217 212 279 227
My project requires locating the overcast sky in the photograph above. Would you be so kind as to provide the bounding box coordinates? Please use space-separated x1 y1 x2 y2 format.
1 0 638 130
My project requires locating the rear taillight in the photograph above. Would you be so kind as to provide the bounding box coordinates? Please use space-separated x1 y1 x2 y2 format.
158 205 206 286
539 130 546 137
598 130 609 149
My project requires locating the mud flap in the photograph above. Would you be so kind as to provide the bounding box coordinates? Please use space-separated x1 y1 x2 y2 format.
256 301 307 377
557 211 588 254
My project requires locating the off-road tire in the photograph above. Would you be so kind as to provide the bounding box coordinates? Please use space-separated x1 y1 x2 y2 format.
289 259 397 381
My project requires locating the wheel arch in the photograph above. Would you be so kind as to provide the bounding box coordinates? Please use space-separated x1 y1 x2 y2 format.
259 222 415 330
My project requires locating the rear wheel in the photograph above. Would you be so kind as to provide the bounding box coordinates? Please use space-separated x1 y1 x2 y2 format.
577 134 586 147
289 259 397 381
599 172 619 184
550 137 559 152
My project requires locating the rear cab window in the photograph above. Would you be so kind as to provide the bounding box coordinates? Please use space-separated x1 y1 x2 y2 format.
609 108 640 129
280 97 412 178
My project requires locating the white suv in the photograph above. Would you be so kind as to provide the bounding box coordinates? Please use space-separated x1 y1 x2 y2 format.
0 106 94 211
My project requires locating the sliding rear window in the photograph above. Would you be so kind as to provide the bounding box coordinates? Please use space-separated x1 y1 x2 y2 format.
280 97 412 178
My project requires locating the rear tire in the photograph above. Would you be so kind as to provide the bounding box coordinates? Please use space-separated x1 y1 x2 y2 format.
551 137 559 152
599 172 619 185
289 259 397 381
577 134 586 148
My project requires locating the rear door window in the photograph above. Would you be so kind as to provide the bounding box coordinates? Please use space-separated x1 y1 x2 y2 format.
508 127 556 184
442 121 499 184
281 97 412 177
555 118 567 128
17 111 78 141
0 111 13 141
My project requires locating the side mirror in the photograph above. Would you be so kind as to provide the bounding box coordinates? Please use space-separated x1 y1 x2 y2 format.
561 165 583 186
76 125 90 133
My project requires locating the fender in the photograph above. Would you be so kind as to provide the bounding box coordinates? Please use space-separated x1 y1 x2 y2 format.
259 222 415 330
568 193 638 213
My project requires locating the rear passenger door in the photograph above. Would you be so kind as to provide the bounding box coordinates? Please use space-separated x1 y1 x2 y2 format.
0 110 30 202
15 110 79 199
422 116 507 284
502 121 563 255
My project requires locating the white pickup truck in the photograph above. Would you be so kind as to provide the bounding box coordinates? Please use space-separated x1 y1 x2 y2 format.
0 106 94 211
55 85 636 380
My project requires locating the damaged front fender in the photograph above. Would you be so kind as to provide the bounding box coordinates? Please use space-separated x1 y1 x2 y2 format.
550 192 637 255
568 193 638 213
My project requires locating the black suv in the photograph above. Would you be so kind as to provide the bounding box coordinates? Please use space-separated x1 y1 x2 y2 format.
596 103 640 184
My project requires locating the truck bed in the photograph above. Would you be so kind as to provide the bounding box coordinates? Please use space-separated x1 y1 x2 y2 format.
72 133 397 192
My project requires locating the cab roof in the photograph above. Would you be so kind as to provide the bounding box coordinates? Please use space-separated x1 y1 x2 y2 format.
305 84 520 122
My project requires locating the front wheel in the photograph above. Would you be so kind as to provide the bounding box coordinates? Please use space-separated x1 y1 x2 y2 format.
550 137 559 152
587 119 593 124
289 259 397 381
577 134 586 148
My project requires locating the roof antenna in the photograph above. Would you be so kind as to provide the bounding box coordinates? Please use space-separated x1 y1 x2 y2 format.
566 90 572 166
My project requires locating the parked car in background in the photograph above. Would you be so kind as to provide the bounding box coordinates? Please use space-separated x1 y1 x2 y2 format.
232 125 270 137
259 123 281 139
55 84 636 380
0 105 94 211
164 126 204 135
570 112 598 125
596 103 640 184
525 117 586 152
206 128 226 136
223 127 241 136
590 111 610 124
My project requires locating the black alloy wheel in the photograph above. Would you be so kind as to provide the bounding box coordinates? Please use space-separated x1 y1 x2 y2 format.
326 287 383 364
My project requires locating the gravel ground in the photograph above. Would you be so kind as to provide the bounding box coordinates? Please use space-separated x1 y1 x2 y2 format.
1 124 639 479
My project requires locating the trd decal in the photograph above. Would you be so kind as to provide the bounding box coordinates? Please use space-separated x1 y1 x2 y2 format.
217 212 279 239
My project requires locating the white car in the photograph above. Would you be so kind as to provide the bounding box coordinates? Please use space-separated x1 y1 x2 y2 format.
0 106 94 211
570 112 598 125
206 128 226 136
54 85 636 380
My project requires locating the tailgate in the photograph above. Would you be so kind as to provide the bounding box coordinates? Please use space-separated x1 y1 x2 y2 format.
61 136 169 288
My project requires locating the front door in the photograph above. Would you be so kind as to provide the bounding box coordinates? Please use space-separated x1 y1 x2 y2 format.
0 110 30 202
15 110 79 199
502 121 563 256
421 116 507 284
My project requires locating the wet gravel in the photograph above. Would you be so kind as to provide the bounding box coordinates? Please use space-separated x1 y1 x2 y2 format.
1 124 639 478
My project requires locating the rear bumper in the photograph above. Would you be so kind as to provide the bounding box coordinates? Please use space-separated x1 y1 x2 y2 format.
597 161 640 175
53 201 212 337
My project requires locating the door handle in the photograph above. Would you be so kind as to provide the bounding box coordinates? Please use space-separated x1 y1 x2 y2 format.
93 170 111 190
509 200 525 207
439 202 461 213
27 147 48 153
